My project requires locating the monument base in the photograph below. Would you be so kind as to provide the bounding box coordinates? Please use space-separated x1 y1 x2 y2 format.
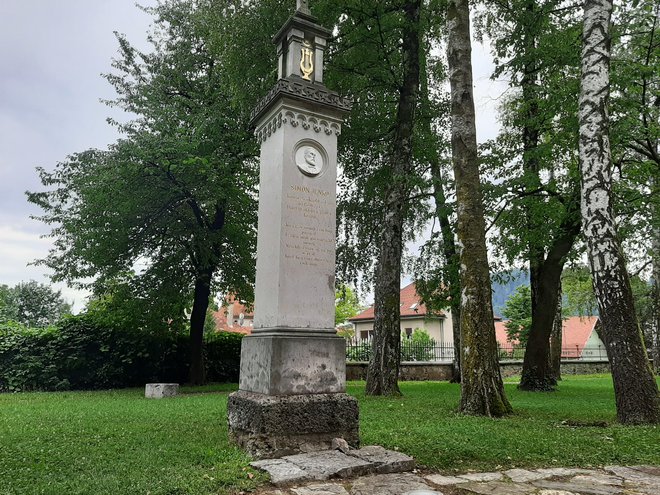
228 390 359 459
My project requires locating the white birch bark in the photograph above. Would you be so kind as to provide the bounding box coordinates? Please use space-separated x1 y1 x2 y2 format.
579 0 660 424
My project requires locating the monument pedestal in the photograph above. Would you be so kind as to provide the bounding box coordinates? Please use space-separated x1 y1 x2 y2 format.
228 391 359 459
227 5 357 459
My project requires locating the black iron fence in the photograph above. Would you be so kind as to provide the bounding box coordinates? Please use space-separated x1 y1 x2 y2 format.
345 338 609 362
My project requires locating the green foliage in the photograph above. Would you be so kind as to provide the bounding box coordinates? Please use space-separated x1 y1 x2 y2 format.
0 316 243 392
335 285 362 325
501 285 532 344
0 281 71 327
346 341 371 362
400 328 436 361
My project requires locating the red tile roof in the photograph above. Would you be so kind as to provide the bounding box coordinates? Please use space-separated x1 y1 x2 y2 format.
495 316 600 357
212 294 254 335
349 282 446 322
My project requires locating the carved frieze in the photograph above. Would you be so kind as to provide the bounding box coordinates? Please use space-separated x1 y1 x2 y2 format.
255 109 341 143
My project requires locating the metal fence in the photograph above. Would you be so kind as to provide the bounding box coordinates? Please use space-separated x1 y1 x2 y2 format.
345 338 609 363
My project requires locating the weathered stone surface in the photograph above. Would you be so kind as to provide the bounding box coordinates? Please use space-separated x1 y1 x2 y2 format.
537 491 579 495
504 468 548 483
251 458 310 485
144 383 178 398
572 474 623 486
350 473 435 495
458 472 504 482
239 335 347 395
332 438 351 454
402 491 443 495
630 465 660 477
425 474 469 486
292 482 350 495
284 451 372 480
460 481 536 495
535 468 597 477
349 445 415 474
228 391 359 459
604 466 660 485
532 480 623 495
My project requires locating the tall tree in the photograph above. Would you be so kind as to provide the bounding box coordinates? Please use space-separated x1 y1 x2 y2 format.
477 0 583 391
579 0 660 424
366 0 423 396
0 281 71 327
28 0 269 384
446 0 512 416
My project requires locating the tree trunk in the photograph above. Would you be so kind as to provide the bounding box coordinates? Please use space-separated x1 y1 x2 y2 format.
365 0 421 396
549 281 563 382
519 194 581 391
579 0 660 424
188 267 213 385
447 0 512 416
430 165 462 383
652 180 660 372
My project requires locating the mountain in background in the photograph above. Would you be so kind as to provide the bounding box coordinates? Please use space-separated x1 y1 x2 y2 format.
491 269 529 317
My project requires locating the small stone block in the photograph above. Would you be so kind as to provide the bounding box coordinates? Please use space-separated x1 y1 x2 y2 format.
145 383 179 398
350 445 415 474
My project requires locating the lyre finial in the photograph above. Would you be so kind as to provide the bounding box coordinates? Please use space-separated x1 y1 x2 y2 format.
296 0 311 15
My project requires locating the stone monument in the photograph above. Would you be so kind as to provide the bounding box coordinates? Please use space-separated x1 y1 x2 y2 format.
227 1 359 459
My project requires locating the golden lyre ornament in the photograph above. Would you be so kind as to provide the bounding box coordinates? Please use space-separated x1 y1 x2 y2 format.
300 40 314 81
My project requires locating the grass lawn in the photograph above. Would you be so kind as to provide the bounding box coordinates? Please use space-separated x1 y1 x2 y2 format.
1 375 658 494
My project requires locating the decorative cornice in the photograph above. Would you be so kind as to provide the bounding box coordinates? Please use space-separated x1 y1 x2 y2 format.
255 109 341 143
250 77 352 128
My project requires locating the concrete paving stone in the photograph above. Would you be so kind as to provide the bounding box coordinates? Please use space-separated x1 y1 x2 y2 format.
251 458 310 486
349 473 435 495
349 445 415 474
292 482 350 495
458 472 505 482
536 468 598 477
532 479 624 495
504 468 550 483
604 466 660 486
571 474 623 486
459 481 537 495
285 451 373 480
424 474 470 485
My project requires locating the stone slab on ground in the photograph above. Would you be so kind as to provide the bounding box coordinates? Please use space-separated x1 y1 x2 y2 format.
425 474 470 486
144 383 179 398
504 468 549 483
572 474 623 486
532 479 624 495
292 483 350 495
460 480 537 495
284 451 372 480
535 468 598 477
251 447 412 486
604 466 660 486
252 458 311 485
349 445 415 474
349 473 438 495
458 472 504 482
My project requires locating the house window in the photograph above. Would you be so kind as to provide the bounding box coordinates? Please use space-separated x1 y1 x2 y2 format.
405 328 413 338
360 330 370 340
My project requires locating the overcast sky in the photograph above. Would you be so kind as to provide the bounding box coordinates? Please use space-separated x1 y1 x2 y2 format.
0 1 506 311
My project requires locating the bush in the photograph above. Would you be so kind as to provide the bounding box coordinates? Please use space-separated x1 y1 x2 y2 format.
0 316 244 392
401 329 436 362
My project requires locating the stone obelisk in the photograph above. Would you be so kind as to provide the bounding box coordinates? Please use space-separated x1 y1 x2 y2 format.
227 2 359 459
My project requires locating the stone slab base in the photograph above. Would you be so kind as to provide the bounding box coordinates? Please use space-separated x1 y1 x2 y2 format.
228 390 359 459
145 383 179 398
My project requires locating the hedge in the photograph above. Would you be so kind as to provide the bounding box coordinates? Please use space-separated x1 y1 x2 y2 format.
0 315 244 392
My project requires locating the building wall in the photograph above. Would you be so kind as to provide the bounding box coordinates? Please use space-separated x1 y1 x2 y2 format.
352 315 452 345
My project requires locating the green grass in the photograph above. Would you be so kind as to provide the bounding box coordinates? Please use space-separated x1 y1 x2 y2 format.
1 375 658 494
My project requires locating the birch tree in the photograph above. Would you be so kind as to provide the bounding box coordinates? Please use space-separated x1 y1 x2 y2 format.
579 0 660 424
447 0 512 416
